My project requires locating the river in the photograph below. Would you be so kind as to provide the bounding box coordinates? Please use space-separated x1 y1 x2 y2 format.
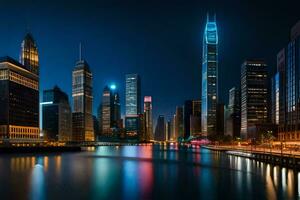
0 145 298 199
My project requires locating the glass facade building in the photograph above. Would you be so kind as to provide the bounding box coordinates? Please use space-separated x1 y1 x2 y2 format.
41 86 72 141
240 60 268 139
277 20 300 141
0 56 39 142
125 74 141 137
72 60 94 142
101 86 113 135
201 14 218 136
144 96 153 141
225 87 241 137
154 115 165 141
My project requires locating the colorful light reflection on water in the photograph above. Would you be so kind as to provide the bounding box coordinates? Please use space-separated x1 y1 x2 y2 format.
0 145 299 199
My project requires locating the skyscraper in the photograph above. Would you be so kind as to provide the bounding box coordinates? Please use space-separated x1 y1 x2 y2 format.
165 120 172 141
0 33 40 142
201 13 218 136
100 85 121 137
112 91 121 129
277 20 300 141
224 87 241 137
183 100 193 139
125 74 141 137
144 96 153 141
41 86 72 141
154 115 165 141
190 100 201 136
241 60 268 139
175 106 184 139
0 56 39 142
19 33 39 75
72 53 94 142
101 86 113 135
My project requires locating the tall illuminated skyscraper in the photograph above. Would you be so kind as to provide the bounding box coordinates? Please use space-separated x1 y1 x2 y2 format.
101 86 112 135
201 13 218 136
72 49 94 142
125 74 141 137
20 33 39 75
240 60 268 139
144 96 153 141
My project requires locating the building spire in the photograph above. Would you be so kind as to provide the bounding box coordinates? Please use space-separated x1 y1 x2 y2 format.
206 12 209 22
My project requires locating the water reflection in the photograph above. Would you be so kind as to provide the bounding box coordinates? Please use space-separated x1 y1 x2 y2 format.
0 146 299 199
30 164 45 200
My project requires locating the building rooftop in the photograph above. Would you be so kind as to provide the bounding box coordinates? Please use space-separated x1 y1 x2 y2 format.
74 60 91 72
0 56 26 69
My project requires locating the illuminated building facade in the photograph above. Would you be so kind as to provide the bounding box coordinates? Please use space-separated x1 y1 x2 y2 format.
125 74 141 137
201 13 218 136
19 33 39 76
0 56 39 142
41 86 72 141
277 20 300 141
240 60 268 139
72 59 94 142
100 85 121 137
101 86 113 135
144 96 153 141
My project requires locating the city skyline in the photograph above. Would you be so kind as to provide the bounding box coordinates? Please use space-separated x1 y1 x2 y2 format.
0 1 299 121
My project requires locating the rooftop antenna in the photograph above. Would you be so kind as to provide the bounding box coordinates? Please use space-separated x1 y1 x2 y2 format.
206 12 209 22
214 13 217 22
79 42 82 61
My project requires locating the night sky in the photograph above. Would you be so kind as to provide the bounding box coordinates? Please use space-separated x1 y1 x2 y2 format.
0 0 299 121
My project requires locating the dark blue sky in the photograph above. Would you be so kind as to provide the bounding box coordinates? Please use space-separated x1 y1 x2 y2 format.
0 0 299 120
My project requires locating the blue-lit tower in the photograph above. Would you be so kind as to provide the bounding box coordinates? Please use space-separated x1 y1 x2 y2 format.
201 13 218 136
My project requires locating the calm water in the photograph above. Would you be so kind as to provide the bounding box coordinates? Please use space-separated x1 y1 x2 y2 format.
0 145 299 200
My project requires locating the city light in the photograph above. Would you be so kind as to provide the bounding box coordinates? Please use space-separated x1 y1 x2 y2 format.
110 84 116 90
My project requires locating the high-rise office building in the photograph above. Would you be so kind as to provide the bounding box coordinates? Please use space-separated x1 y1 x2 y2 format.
225 87 241 137
165 120 172 141
72 55 94 142
112 91 121 129
101 86 112 135
216 103 224 135
241 60 268 139
100 85 121 137
125 74 141 137
201 13 218 136
277 21 300 141
175 106 184 139
0 56 39 142
144 96 153 141
155 115 165 141
93 115 100 140
183 100 193 139
41 86 72 141
190 100 201 136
